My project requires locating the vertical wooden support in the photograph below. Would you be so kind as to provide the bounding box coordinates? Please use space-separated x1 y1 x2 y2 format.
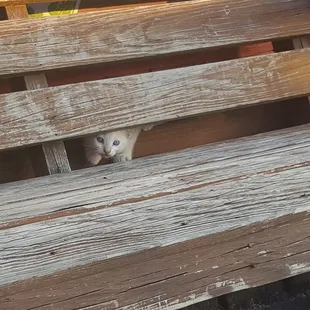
293 36 310 105
293 37 310 49
5 5 71 174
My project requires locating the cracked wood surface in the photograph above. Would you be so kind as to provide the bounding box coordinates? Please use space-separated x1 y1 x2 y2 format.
1 124 310 291
1 49 310 151
0 0 309 76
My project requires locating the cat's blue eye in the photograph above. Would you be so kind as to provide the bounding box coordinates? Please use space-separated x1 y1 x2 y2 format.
96 137 104 143
113 140 120 146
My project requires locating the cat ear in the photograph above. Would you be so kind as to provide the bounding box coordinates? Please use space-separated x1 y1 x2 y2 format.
126 129 134 138
142 124 154 131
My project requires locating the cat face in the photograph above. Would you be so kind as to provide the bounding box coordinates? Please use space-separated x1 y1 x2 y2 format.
83 130 129 165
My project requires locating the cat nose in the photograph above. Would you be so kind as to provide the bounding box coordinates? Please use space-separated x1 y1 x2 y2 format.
104 148 111 155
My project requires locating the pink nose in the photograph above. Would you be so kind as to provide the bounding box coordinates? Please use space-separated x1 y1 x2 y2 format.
104 148 111 155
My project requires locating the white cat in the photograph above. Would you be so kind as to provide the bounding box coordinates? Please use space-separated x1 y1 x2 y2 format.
83 124 154 166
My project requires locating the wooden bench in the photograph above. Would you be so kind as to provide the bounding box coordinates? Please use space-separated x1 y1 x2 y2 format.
0 0 310 309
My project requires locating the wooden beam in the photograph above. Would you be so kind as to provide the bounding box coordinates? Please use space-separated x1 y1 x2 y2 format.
5 5 71 174
1 123 310 285
1 122 310 226
0 49 310 150
1 209 310 309
0 0 309 76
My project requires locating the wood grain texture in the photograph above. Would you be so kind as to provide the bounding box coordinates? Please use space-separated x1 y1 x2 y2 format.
1 124 310 286
2 114 310 225
4 3 26 18
24 74 71 174
46 46 240 87
1 212 310 310
45 43 273 88
42 140 71 174
5 6 71 174
0 0 309 76
1 49 310 150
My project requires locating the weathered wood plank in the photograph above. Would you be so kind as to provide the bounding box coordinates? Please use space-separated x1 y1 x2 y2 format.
0 0 309 76
5 6 71 174
1 49 310 150
1 124 310 286
1 123 310 226
0 125 310 229
1 212 310 310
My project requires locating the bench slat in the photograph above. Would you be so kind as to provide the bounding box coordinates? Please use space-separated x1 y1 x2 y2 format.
1 49 310 151
1 123 310 227
0 0 309 76
2 212 310 310
0 124 310 287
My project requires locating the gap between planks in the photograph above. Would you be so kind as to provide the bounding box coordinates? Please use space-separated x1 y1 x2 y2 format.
5 4 71 174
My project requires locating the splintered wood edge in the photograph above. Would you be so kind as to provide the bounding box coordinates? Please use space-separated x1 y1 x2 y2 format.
0 49 310 150
1 212 310 310
0 0 310 76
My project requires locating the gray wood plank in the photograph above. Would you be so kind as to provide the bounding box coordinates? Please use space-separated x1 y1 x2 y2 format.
1 124 310 286
1 211 310 310
2 123 310 226
1 49 310 151
0 0 309 76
